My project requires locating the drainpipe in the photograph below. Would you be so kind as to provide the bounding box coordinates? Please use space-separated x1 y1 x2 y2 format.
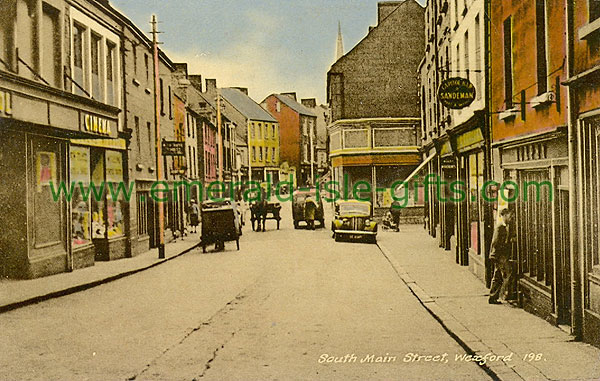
565 0 582 340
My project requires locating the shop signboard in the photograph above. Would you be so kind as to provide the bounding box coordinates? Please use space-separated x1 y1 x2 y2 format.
438 77 476 109
162 141 186 156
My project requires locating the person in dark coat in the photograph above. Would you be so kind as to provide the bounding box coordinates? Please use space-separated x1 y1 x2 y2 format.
304 196 317 230
488 207 515 304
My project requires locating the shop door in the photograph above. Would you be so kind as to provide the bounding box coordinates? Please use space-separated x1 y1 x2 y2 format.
28 136 68 262
441 165 456 250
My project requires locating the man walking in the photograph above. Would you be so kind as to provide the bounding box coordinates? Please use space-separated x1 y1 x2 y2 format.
488 207 515 304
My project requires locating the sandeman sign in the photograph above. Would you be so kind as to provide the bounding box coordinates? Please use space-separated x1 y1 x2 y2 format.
438 77 476 110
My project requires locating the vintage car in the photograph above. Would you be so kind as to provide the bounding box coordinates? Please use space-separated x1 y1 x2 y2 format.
331 200 377 243
200 200 240 253
292 188 325 229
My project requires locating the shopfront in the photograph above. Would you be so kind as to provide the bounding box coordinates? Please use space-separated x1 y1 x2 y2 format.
0 75 121 279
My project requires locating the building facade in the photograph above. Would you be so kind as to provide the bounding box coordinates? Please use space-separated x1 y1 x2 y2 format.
327 1 425 217
262 93 317 186
220 88 279 184
0 0 124 278
564 0 600 346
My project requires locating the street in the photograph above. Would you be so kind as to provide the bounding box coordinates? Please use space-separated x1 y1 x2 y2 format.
0 202 488 380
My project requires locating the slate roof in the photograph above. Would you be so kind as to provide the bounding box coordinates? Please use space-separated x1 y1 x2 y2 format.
272 94 317 117
220 88 277 123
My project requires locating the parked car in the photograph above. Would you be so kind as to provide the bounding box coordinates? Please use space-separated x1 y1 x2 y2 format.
292 188 324 229
331 200 377 243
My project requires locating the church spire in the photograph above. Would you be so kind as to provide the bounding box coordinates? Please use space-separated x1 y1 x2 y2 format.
335 21 344 61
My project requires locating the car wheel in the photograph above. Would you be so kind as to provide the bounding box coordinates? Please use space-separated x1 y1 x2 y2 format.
294 220 299 229
334 233 341 242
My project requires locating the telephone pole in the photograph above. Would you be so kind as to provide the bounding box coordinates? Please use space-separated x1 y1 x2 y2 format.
151 14 165 259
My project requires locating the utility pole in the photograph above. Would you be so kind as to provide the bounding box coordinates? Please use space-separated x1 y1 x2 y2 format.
216 90 223 184
151 14 165 259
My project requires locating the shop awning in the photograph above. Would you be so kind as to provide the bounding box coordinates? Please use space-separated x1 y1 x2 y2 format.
396 151 436 190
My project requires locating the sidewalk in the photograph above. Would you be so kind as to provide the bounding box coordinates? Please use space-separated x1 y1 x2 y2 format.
377 226 600 381
0 233 200 313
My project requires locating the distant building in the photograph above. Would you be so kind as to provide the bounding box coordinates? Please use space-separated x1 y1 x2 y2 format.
326 1 425 220
220 88 280 183
262 93 318 186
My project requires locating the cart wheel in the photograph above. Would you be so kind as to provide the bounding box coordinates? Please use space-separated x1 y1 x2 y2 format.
202 245 206 253
236 239 240 250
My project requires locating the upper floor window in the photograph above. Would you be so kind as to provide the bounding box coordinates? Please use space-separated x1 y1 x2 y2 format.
272 125 275 138
0 1 16 72
536 0 548 95
72 22 86 96
144 53 149 82
503 16 514 108
159 78 164 115
591 0 600 22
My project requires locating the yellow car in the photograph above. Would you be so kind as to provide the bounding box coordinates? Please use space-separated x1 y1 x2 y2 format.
331 200 377 243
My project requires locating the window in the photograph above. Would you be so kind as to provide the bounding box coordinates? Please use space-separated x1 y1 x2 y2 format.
91 33 102 100
147 121 152 149
137 191 149 237
168 86 172 119
159 78 164 115
503 16 514 108
276 100 281 112
272 125 275 139
536 0 548 95
272 147 275 162
252 146 256 161
0 1 15 71
132 43 137 75
144 53 149 82
16 0 38 81
464 30 469 81
259 147 263 161
41 3 60 87
70 146 91 247
591 0 600 22
134 116 140 155
258 123 262 139
73 23 86 96
106 41 116 106
475 14 482 100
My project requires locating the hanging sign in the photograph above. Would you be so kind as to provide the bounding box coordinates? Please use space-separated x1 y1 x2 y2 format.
438 77 476 109
162 140 186 156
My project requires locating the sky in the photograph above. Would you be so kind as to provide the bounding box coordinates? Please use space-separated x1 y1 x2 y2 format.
110 0 427 105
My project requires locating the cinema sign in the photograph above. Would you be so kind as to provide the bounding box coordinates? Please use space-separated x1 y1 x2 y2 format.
438 77 476 110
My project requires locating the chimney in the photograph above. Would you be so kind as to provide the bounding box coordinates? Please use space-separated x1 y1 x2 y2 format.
281 92 297 101
189 75 203 91
232 87 248 95
173 63 188 75
378 2 402 24
301 98 316 108
205 78 217 94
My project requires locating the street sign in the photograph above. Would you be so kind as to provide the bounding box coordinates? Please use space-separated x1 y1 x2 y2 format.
438 77 476 110
161 140 185 156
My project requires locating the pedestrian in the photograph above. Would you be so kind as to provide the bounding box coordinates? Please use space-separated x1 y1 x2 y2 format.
304 196 317 230
390 200 402 232
189 199 199 234
488 207 515 304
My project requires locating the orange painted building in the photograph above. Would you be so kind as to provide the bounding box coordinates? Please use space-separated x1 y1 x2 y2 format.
563 0 600 346
491 0 571 331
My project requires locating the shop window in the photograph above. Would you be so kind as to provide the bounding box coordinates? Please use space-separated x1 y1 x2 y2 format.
105 150 124 238
90 151 106 239
137 191 149 237
467 153 483 255
70 146 92 247
33 141 64 249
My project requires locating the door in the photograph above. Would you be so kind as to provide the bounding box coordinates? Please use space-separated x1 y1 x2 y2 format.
555 187 571 325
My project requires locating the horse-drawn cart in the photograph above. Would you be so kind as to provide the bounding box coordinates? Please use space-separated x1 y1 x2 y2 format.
200 200 240 252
